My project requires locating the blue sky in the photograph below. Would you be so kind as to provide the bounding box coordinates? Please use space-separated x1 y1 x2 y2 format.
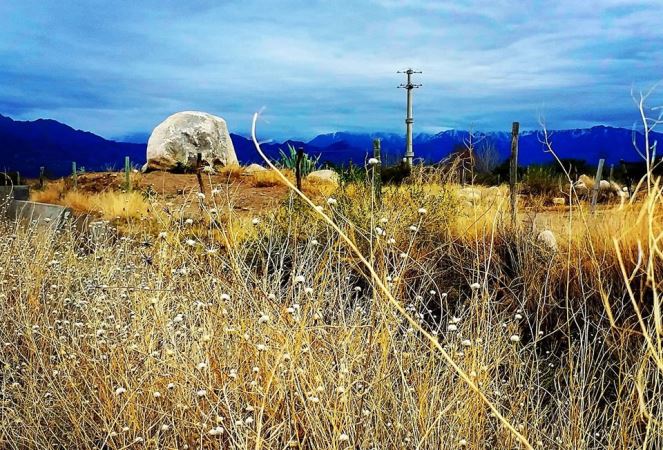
0 0 662 141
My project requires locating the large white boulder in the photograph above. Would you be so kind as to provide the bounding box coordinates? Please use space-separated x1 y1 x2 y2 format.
144 111 238 171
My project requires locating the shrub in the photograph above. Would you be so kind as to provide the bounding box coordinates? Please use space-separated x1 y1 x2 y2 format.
521 165 564 196
278 144 320 176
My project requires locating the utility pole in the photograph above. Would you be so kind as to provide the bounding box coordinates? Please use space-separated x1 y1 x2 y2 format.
398 68 421 168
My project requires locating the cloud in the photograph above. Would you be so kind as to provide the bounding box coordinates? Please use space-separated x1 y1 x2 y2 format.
0 0 661 140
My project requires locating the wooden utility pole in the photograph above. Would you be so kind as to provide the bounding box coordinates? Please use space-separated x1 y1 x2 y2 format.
295 147 304 191
372 139 382 205
509 122 520 225
590 158 605 214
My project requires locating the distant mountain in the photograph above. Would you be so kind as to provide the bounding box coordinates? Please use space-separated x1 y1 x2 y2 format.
1 114 660 177
297 127 662 167
116 131 151 144
0 114 145 177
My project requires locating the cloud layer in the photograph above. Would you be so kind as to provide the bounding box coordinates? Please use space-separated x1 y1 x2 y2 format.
1 0 661 141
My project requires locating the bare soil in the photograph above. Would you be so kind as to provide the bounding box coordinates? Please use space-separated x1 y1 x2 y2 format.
73 171 290 214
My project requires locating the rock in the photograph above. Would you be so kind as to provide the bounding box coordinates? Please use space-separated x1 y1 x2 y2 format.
244 164 267 174
307 170 340 185
537 229 558 252
6 200 72 228
145 111 238 172
552 197 566 205
485 186 503 198
459 187 481 201
609 181 624 194
572 180 589 195
599 179 611 191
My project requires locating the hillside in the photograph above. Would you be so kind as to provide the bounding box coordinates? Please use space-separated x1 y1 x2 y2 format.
0 114 145 177
1 114 659 177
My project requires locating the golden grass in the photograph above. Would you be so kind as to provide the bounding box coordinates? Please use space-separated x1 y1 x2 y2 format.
3 162 662 449
251 169 288 187
31 182 152 220
216 163 244 181
30 179 66 203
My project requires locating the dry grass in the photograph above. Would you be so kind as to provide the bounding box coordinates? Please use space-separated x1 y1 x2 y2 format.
30 179 67 204
31 183 151 220
251 169 289 187
2 160 662 449
216 163 244 181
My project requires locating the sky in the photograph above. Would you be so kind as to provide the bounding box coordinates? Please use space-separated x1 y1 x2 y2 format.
0 0 662 142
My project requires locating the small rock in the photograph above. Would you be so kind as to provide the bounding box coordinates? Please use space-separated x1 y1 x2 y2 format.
244 163 267 174
537 229 558 252
458 187 481 201
307 170 340 186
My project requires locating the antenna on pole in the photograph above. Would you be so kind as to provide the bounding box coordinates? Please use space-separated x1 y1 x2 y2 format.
397 68 422 168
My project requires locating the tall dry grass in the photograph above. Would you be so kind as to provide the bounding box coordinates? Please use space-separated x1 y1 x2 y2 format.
31 180 152 220
1 128 662 448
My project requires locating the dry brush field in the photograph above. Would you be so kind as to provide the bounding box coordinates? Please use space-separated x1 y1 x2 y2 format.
1 164 662 449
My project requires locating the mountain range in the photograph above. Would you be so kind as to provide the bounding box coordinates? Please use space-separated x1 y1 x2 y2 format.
1 114 660 177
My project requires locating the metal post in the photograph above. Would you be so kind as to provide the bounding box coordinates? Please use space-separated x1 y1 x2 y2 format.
509 122 520 225
398 69 421 168
295 147 304 191
16 171 20 186
72 161 77 190
124 156 131 191
590 159 605 214
39 166 45 189
372 139 382 206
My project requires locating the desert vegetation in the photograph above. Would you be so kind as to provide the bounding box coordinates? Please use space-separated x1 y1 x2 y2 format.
1 121 662 450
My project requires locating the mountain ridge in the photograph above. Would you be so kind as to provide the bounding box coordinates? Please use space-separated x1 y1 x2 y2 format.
1 114 660 177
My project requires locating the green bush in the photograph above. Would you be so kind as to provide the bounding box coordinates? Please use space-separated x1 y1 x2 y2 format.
522 165 564 196
278 144 320 176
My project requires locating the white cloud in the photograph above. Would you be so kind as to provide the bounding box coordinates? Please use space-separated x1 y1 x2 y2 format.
0 0 661 139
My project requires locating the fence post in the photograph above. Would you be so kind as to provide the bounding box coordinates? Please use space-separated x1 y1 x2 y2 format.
372 139 382 206
195 153 205 210
295 147 304 191
39 166 45 189
608 164 614 183
590 158 605 214
124 156 131 191
72 161 77 190
509 121 520 225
